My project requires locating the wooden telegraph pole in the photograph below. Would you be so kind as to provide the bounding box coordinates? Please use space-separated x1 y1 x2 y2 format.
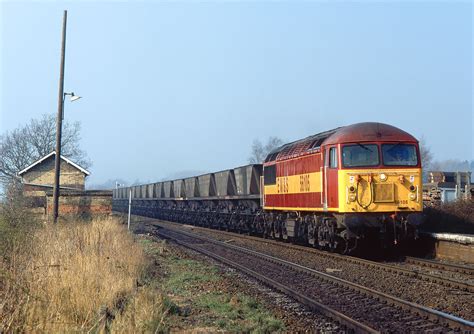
53 10 67 223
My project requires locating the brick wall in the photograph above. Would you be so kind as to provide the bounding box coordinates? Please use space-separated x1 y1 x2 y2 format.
45 191 112 218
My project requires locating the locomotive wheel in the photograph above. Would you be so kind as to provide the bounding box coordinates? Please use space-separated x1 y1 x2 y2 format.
333 236 347 254
298 220 308 244
334 231 358 254
273 221 281 240
264 221 274 239
282 221 288 241
346 237 358 255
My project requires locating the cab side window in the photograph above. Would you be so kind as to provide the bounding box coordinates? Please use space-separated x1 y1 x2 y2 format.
329 147 338 168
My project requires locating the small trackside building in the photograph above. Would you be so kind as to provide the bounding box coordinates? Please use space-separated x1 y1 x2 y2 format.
17 152 112 218
18 151 90 195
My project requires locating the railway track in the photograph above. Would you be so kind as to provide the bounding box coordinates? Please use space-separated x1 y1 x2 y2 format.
155 220 474 293
404 256 474 275
154 223 474 333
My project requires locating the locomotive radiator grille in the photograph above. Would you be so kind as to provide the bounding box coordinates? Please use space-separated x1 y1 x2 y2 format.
373 183 395 203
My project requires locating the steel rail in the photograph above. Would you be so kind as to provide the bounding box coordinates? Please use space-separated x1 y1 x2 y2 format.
405 256 474 275
157 229 379 334
163 221 474 293
158 224 474 333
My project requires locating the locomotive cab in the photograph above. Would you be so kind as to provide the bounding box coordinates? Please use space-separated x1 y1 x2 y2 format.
321 125 424 250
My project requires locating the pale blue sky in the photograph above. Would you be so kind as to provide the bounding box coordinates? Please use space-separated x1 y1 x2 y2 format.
1 1 472 185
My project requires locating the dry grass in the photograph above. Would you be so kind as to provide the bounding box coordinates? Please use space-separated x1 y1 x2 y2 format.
0 217 146 332
111 287 170 333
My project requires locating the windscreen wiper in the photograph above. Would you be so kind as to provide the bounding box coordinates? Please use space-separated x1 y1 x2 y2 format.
356 143 372 152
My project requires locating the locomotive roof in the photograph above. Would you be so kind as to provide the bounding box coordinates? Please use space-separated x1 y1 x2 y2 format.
266 122 417 163
323 122 418 146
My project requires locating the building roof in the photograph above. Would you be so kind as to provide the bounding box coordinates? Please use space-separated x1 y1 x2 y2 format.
18 152 90 176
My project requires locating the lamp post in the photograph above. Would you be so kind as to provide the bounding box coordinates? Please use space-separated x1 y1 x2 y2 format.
52 10 83 223
52 10 67 224
52 91 81 223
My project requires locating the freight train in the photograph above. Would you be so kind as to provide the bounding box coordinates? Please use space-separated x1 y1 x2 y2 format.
113 122 423 254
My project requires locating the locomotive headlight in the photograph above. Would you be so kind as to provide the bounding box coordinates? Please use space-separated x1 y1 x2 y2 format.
349 194 357 202
349 186 356 193
409 193 417 201
379 173 387 182
409 185 416 192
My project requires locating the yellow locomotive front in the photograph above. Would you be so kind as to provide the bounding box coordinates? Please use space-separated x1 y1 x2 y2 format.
334 141 424 248
339 168 422 212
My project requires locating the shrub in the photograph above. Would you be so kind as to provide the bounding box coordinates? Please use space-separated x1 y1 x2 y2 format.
0 182 39 264
422 199 474 233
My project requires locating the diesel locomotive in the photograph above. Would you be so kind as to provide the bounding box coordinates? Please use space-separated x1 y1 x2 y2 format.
113 122 423 254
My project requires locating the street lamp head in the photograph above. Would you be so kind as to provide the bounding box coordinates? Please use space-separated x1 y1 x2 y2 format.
64 92 82 102
70 94 81 102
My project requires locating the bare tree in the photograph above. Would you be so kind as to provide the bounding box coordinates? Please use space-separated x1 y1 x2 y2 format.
264 137 284 155
0 114 90 185
248 139 265 164
249 136 284 163
418 136 433 182
419 136 433 169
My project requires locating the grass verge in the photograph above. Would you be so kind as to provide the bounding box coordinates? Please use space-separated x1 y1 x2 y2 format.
119 234 285 333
